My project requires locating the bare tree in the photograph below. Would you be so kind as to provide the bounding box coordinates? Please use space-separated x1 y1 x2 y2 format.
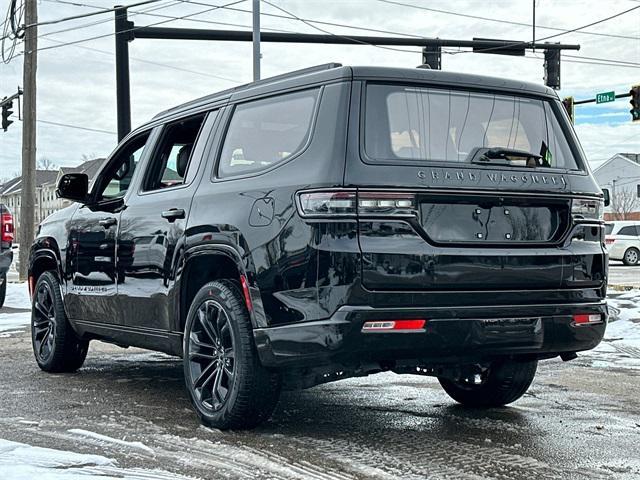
37 156 57 170
611 188 640 220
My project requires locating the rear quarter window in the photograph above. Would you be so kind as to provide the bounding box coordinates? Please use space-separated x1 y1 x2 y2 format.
217 88 320 178
364 83 581 171
617 225 639 236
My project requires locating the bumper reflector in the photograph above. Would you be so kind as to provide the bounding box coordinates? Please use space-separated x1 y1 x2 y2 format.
362 319 426 332
573 313 602 325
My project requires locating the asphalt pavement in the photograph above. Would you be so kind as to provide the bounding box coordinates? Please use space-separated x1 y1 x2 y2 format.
0 325 639 479
608 261 640 288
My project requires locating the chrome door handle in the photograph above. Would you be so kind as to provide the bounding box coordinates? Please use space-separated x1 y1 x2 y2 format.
98 217 117 228
161 208 185 222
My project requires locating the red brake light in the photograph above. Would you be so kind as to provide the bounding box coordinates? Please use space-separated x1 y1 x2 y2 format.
605 237 615 245
1 212 14 243
573 313 602 326
362 319 426 332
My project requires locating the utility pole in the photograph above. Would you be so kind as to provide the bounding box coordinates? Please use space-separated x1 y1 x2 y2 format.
252 0 260 81
19 0 37 282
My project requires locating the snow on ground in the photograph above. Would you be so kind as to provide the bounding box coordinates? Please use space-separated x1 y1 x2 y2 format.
0 438 197 480
4 282 31 310
67 429 155 454
586 289 640 369
0 283 31 335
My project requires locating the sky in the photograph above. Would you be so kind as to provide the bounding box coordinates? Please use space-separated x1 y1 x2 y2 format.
0 0 639 175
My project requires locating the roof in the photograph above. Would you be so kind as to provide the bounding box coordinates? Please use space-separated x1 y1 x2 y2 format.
151 63 557 124
59 158 105 180
0 170 58 196
593 153 640 174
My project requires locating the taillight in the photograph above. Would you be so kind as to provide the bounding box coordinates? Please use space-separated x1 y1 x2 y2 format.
572 313 603 326
296 190 417 218
605 237 615 245
358 192 417 216
297 191 357 217
362 319 426 332
572 198 604 221
1 211 14 242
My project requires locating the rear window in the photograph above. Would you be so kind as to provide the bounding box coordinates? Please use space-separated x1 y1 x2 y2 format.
364 84 580 170
604 223 614 235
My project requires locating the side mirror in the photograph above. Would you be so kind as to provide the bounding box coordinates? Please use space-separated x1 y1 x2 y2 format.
602 188 610 207
56 173 89 203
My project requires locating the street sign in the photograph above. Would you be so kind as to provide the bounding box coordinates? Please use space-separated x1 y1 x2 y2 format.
595 91 615 104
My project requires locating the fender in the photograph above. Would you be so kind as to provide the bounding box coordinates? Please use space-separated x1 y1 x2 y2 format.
29 239 64 287
179 243 267 329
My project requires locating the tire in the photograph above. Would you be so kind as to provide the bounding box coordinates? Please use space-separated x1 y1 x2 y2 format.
31 271 89 372
439 359 537 407
623 247 639 266
0 272 6 308
183 279 281 430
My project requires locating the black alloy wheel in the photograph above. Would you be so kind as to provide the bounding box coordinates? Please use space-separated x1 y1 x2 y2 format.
183 279 281 429
187 299 236 411
33 280 56 363
31 271 89 372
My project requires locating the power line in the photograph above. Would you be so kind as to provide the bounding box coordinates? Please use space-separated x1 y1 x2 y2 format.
260 0 421 54
42 0 299 36
375 0 640 42
449 4 640 56
15 117 116 135
24 0 160 29
37 0 183 40
10 0 248 56
41 36 241 82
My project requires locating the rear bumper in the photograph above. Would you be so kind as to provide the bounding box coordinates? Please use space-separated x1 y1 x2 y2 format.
254 301 607 368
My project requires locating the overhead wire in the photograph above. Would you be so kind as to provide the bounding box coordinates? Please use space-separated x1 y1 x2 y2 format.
375 0 640 42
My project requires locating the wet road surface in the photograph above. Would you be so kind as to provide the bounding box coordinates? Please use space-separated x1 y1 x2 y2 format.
1 329 639 480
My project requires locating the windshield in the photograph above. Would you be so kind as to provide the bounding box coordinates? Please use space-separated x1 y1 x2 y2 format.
364 84 580 170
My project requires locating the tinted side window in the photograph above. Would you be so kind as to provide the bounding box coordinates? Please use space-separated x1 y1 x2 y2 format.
218 88 320 178
617 226 639 236
97 132 150 201
143 114 207 191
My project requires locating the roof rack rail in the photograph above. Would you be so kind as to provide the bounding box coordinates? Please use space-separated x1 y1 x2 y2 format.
249 62 342 87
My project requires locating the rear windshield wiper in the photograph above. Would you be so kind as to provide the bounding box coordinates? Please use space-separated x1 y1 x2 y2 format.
468 147 547 168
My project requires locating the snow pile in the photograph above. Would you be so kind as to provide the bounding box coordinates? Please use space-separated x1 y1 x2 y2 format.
587 289 640 369
0 282 31 335
0 438 194 480
4 282 31 310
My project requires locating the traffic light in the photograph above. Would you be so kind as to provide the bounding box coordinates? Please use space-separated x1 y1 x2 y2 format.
1 100 14 131
544 49 561 90
562 96 575 124
630 85 640 122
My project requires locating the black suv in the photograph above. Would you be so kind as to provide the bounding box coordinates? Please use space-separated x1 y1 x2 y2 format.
29 64 608 429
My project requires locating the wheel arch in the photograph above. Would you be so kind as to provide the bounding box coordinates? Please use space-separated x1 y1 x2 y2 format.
29 239 64 294
178 244 265 334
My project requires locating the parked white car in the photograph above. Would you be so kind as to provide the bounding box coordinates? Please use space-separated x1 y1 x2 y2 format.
605 221 640 266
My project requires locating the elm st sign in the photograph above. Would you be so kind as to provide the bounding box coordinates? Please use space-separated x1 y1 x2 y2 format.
595 91 615 104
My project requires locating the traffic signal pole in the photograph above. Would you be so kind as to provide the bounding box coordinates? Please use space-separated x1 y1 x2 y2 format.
113 6 580 139
19 0 37 282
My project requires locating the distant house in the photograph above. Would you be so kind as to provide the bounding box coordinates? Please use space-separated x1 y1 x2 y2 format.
0 158 105 237
593 153 640 220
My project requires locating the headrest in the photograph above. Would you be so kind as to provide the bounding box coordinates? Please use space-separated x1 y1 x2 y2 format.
176 144 192 178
